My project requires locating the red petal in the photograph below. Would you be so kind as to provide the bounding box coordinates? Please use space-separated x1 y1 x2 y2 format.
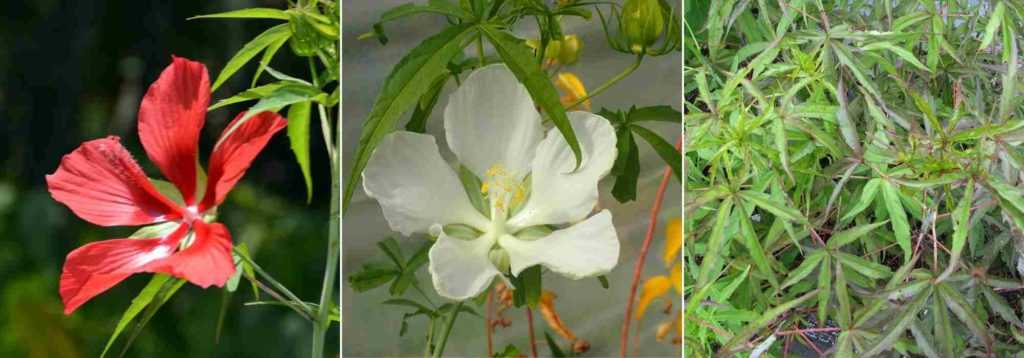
146 221 235 288
46 136 183 226
59 224 188 315
138 56 209 206
199 111 287 211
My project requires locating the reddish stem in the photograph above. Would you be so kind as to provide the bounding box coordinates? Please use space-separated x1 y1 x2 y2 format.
526 307 538 358
486 288 494 357
619 136 682 358
777 327 841 336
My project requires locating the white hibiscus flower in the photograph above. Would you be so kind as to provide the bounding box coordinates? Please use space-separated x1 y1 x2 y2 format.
362 64 620 300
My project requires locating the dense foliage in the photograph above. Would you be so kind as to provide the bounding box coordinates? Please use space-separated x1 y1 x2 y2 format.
685 0 1024 356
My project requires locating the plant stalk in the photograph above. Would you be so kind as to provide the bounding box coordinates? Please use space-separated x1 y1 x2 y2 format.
569 54 644 109
619 136 681 358
311 104 340 357
432 301 463 358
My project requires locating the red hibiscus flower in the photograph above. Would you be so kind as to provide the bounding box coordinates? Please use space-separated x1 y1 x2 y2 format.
46 56 287 314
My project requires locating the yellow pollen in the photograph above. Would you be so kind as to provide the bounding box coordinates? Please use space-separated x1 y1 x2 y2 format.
481 164 527 213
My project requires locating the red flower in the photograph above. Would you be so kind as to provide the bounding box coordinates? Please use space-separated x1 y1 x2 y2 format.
46 56 287 314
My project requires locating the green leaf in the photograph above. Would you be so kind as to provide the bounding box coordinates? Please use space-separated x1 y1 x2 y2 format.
611 129 640 202
780 250 825 289
979 2 1005 50
521 265 542 309
101 274 185 357
736 201 778 288
817 255 832 324
236 85 325 124
937 283 993 350
629 124 680 179
695 198 733 290
834 252 892 280
832 42 881 98
479 25 582 171
376 238 405 268
286 101 313 202
347 262 400 292
405 74 449 133
209 82 289 111
826 221 888 250
982 286 1024 328
863 286 932 356
544 332 566 357
211 23 292 92
626 105 681 123
937 179 972 282
721 289 819 353
190 8 289 20
860 41 930 72
361 1 474 44
343 24 477 214
597 275 609 289
999 20 1018 121
881 179 912 262
252 34 292 88
738 190 807 223
392 241 431 296
382 298 434 314
840 178 881 223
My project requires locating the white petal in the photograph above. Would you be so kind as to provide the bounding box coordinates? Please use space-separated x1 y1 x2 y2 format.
508 112 617 229
362 131 489 236
444 64 543 179
428 232 503 300
501 210 619 279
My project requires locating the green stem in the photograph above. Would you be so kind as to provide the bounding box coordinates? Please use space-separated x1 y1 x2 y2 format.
476 36 486 67
311 116 340 357
431 301 464 358
233 248 306 307
569 54 644 108
424 319 435 358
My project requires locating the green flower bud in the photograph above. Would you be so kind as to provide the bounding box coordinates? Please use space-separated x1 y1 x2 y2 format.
288 11 330 57
489 246 511 272
621 0 664 53
559 35 581 65
526 38 562 61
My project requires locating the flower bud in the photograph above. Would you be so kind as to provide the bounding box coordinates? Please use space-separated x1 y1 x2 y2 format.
558 35 581 65
621 0 664 53
526 38 562 61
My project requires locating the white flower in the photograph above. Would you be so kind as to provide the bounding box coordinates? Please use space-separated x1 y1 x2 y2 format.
362 64 620 300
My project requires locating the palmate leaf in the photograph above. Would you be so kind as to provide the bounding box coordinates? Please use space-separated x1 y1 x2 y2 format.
342 24 478 213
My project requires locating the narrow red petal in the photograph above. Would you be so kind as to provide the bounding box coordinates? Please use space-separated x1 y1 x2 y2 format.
145 221 235 288
46 136 183 226
138 56 209 206
59 224 188 315
199 111 287 211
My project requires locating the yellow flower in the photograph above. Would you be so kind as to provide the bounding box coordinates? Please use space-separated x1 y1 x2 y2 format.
555 72 590 111
635 276 671 319
663 218 681 266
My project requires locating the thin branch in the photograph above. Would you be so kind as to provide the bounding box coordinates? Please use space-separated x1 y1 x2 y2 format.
620 136 682 358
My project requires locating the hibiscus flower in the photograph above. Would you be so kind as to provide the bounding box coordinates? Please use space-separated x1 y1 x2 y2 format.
362 64 620 300
46 56 286 314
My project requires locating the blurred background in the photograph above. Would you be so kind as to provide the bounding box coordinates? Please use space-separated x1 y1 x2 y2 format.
0 1 337 356
341 1 681 357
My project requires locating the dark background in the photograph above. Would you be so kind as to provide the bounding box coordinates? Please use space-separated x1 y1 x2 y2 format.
0 1 336 356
